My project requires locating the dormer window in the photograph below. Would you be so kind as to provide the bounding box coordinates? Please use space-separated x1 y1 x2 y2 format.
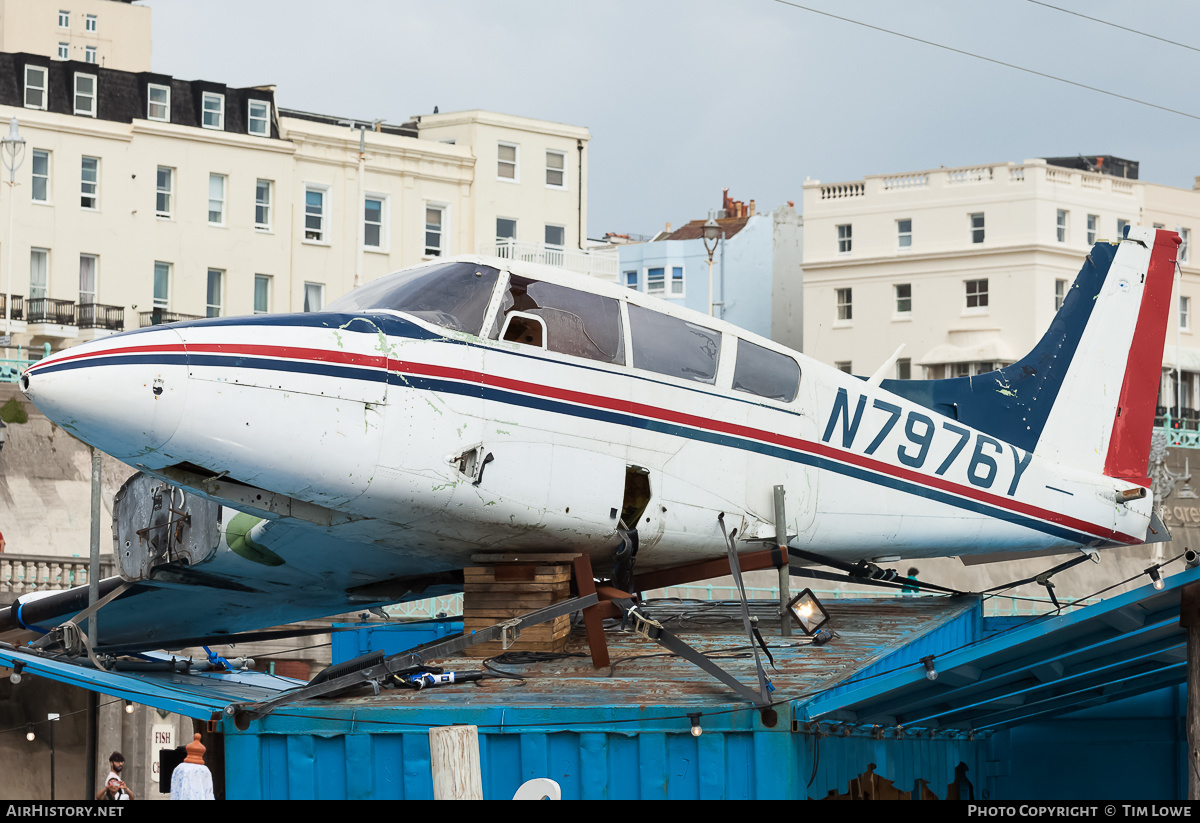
202 92 224 130
147 84 170 121
24 66 47 110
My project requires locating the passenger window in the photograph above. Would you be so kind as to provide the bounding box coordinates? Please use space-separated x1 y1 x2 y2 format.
324 261 499 337
628 303 720 384
491 275 624 364
732 338 800 402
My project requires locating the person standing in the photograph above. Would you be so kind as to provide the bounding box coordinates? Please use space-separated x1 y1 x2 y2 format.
96 752 134 800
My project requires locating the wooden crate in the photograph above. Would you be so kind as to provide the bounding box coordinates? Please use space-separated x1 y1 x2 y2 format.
462 557 576 657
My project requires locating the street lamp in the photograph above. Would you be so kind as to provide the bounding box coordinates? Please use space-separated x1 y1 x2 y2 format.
701 212 722 317
1 117 25 348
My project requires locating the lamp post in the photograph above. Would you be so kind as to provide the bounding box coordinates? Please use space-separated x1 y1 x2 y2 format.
1 117 24 350
701 212 721 317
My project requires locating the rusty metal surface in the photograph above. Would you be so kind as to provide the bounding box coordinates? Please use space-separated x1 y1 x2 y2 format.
293 596 979 712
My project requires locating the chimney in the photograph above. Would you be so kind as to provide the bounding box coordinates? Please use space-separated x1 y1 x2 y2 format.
749 199 756 216
665 222 671 233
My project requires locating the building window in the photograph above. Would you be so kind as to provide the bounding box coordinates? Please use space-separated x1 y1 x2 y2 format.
1118 218 1130 237
897 218 912 249
155 166 172 217
24 66 47 110
58 10 69 28
965 278 988 309
153 261 170 308
1056 209 1068 243
1182 296 1191 332
202 92 224 130
836 287 852 321
545 224 565 249
496 217 516 242
1087 213 1098 245
80 156 98 209
646 267 665 295
970 212 985 244
85 13 96 32
498 142 518 181
671 266 684 296
546 150 565 188
836 361 852 374
624 270 638 290
255 179 271 230
206 269 223 317
57 43 68 60
84 45 96 64
304 186 326 242
29 249 48 300
303 282 324 312
208 173 225 225
424 205 444 256
79 254 96 305
363 196 384 248
1055 278 1066 311
248 99 270 136
147 84 170 121
254 274 271 314
31 150 49 203
895 283 911 314
896 358 912 380
74 73 96 116
1182 228 1192 264
837 224 852 253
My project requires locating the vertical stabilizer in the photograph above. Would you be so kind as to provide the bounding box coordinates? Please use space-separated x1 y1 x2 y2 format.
1034 227 1178 483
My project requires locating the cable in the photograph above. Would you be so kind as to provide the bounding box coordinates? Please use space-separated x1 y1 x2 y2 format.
1026 1 1200 55
768 0 1200 122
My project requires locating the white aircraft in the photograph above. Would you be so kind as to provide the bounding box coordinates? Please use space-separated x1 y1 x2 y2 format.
0 226 1178 650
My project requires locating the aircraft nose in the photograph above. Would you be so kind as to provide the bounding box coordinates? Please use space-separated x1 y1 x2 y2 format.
21 327 189 462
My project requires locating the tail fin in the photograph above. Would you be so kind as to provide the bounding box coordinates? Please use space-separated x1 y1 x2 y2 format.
881 226 1179 483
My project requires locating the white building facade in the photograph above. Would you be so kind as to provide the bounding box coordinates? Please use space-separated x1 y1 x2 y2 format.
802 158 1200 412
0 1 594 356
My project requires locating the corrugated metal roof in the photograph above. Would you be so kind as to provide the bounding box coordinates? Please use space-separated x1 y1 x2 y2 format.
798 565 1200 733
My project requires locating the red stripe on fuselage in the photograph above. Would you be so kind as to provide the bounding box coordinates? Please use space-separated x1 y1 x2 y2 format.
1104 230 1180 484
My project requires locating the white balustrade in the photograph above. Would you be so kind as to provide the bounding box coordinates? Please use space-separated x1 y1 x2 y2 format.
476 241 619 281
0 555 116 595
946 166 994 185
820 182 866 200
881 173 928 191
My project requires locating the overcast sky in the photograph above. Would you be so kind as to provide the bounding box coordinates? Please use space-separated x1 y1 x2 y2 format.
152 0 1200 238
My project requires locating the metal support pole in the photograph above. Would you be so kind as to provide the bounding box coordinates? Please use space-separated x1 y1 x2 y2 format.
88 447 100 642
774 485 790 637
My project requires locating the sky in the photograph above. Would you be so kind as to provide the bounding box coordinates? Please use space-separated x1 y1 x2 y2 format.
151 0 1200 239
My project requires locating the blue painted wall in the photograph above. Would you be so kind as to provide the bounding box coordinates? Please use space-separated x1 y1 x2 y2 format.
617 217 776 339
987 684 1186 801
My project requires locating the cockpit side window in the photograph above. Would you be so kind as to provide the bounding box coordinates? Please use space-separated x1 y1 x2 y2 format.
628 304 720 384
732 338 800 402
490 275 624 364
324 262 500 337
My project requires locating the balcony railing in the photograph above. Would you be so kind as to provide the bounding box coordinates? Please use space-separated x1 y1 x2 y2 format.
0 293 24 321
0 553 116 596
139 309 202 327
76 302 125 331
477 240 620 281
26 297 77 325
0 342 51 382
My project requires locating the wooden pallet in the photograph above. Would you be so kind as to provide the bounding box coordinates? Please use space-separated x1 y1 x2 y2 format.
461 555 577 657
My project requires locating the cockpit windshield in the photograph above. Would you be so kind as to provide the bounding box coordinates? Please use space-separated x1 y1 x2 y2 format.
324 262 501 337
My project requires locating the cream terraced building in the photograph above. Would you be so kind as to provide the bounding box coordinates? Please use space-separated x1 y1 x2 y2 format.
802 157 1200 411
0 3 591 356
